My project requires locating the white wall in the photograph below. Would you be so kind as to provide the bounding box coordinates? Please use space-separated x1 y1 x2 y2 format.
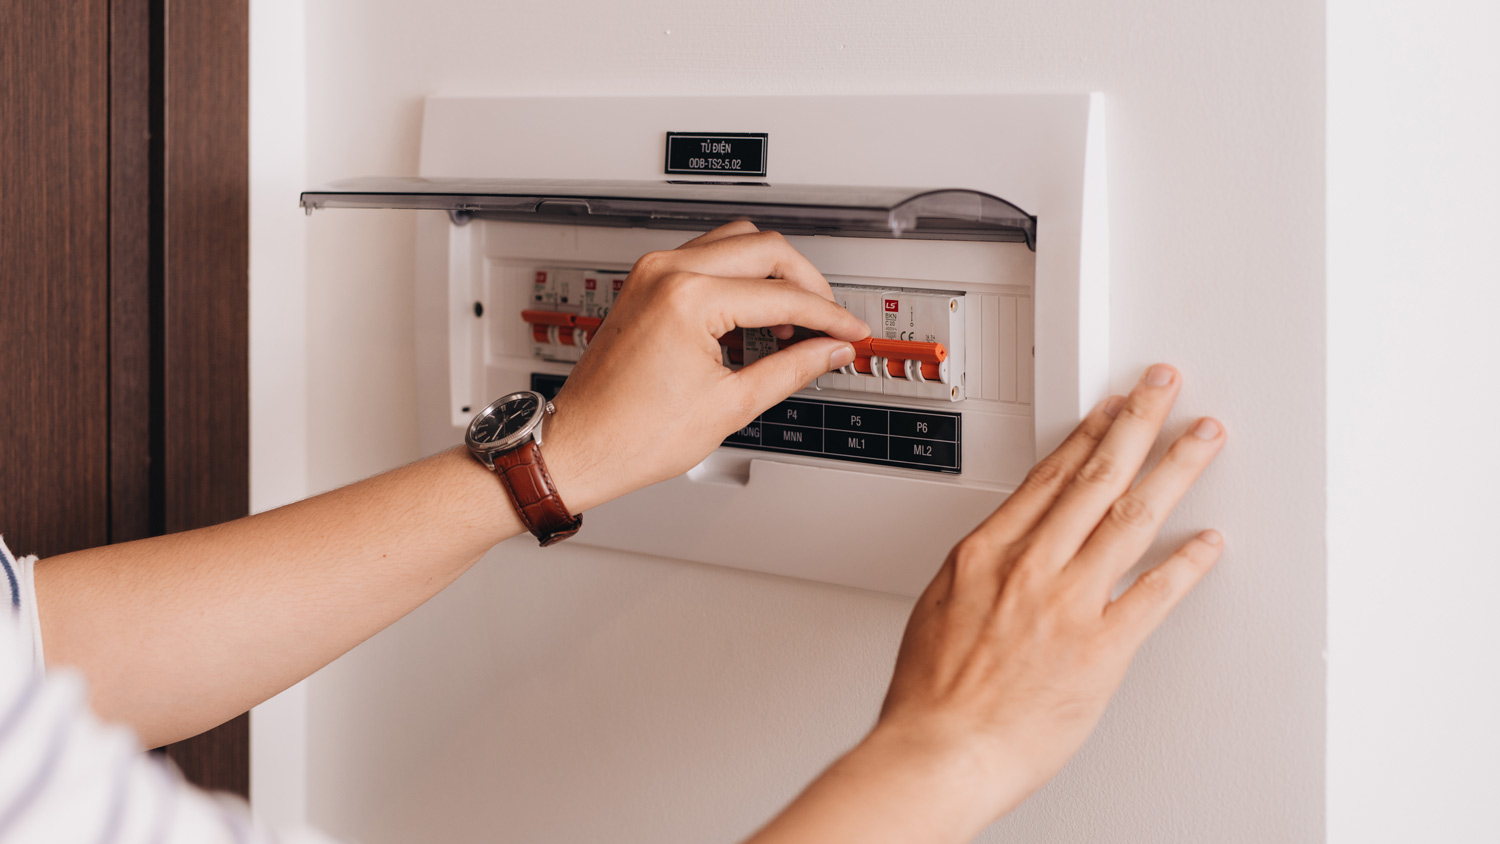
248 0 310 831
281 1 1327 841
1327 2 1500 842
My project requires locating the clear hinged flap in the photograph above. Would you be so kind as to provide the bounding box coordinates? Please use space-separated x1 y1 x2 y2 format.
299 177 1036 248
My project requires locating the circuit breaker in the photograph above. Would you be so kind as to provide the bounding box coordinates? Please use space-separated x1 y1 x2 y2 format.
300 93 1107 597
525 268 626 363
819 285 965 401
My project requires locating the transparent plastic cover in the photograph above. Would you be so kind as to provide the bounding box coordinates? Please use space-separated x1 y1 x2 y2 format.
300 177 1036 249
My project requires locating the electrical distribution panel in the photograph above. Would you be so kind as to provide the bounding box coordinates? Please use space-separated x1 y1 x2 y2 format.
300 94 1107 597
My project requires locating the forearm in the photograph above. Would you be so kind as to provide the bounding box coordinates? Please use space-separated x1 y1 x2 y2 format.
745 726 1022 844
35 447 525 747
28 222 869 750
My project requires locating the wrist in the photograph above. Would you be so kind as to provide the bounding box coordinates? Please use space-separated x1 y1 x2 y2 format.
462 391 587 545
853 717 1036 832
443 446 531 542
752 725 1008 844
535 396 605 514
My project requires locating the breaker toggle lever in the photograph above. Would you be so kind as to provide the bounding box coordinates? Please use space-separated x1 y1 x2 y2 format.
711 330 954 386
522 309 605 347
860 338 947 364
780 335 950 385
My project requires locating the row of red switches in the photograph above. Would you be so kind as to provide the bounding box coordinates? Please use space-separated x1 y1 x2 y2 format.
522 309 605 346
523 311 949 382
718 328 948 381
779 334 946 380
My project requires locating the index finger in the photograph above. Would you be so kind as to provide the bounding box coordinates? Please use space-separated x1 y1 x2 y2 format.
671 230 837 301
674 220 760 249
706 276 870 342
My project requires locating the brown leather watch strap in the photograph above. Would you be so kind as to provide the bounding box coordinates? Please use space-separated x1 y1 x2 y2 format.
493 439 582 546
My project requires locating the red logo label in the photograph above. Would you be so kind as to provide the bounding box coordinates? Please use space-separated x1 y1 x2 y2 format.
585 278 597 290
534 271 547 285
613 279 624 292
884 299 900 312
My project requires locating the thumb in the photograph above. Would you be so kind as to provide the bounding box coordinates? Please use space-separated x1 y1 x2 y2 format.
723 338 855 427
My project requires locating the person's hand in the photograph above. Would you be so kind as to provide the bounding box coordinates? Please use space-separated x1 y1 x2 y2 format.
862 364 1227 837
543 222 870 512
742 367 1224 844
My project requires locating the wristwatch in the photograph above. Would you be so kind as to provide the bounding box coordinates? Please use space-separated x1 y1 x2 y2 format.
465 391 582 546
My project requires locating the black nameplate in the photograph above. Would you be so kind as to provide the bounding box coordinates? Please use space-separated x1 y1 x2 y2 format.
722 398 960 474
665 132 768 177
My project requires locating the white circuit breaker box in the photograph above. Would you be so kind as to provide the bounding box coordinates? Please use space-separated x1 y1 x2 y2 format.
301 95 1108 596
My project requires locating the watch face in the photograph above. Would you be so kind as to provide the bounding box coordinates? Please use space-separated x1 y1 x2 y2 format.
469 392 542 451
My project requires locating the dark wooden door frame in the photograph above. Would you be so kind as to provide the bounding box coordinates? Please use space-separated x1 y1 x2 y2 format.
110 0 154 547
3 0 250 797
154 0 251 796
1 0 111 560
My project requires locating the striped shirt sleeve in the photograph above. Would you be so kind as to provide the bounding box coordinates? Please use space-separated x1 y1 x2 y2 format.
0 538 346 844
1 537 45 672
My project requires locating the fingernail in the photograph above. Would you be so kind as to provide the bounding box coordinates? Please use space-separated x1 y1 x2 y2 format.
829 343 856 370
1200 529 1223 546
1103 396 1125 417
1144 365 1174 387
1191 418 1221 440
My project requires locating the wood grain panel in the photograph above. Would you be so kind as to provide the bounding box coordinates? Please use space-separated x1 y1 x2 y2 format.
160 0 249 536
156 0 251 798
165 711 251 798
109 0 153 545
0 3 111 559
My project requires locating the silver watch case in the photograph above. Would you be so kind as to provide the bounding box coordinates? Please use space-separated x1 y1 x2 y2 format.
465 390 555 470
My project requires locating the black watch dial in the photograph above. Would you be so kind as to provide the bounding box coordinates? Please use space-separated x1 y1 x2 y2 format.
498 393 541 434
475 392 541 445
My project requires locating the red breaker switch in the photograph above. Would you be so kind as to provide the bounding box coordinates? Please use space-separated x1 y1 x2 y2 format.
522 310 569 347
745 332 950 384
816 285 967 401
523 308 610 361
522 309 586 362
845 338 948 383
526 267 625 364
